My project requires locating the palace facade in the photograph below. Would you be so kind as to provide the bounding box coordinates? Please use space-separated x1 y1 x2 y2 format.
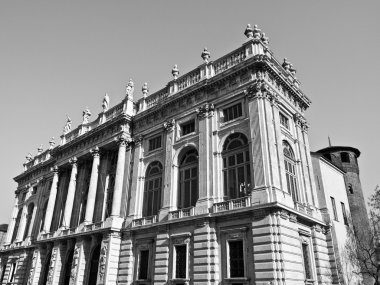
0 24 366 285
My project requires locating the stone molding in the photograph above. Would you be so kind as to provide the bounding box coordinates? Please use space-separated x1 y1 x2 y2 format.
195 103 215 119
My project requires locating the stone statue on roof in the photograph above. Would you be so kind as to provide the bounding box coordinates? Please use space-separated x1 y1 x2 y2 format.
63 116 72 134
82 107 91 124
102 93 110 112
126 79 134 98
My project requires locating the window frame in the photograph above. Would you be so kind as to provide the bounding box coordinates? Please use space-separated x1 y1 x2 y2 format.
135 241 154 283
143 161 163 217
148 135 162 152
299 235 315 282
180 120 195 137
331 196 338 221
170 233 191 284
341 202 348 225
283 141 299 202
222 103 243 123
279 112 290 130
178 149 199 210
8 262 17 283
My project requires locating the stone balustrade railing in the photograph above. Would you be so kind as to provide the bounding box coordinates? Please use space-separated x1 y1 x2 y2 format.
213 196 251 213
132 215 158 227
169 207 195 220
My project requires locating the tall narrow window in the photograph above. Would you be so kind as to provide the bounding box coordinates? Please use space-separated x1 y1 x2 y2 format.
23 203 34 240
341 202 348 225
87 245 101 285
143 162 163 217
223 103 242 122
302 243 312 280
180 120 195 136
62 248 74 285
222 133 251 199
8 262 16 283
283 141 298 202
331 197 338 221
148 136 162 151
279 113 289 129
41 252 51 285
178 149 198 209
228 240 245 277
40 201 48 232
174 244 187 279
138 250 150 280
11 209 23 243
0 262 7 284
105 150 118 219
78 160 92 225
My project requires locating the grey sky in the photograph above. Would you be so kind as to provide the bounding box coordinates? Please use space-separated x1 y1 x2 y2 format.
0 1 379 224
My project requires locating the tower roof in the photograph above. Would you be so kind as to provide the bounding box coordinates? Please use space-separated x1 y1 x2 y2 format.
316 146 361 158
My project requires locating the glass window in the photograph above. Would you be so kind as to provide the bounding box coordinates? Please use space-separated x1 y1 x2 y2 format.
223 103 242 122
181 120 195 136
138 250 150 280
331 197 338 221
175 244 187 279
32 186 38 195
222 133 251 199
143 162 163 217
341 202 348 225
283 141 298 202
105 150 118 219
23 203 34 240
11 209 23 243
8 262 16 283
302 243 312 280
148 136 162 151
279 113 289 129
228 240 245 277
0 263 6 284
178 149 198 209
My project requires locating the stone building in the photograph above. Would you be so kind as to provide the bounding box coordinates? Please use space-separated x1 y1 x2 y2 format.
0 24 362 285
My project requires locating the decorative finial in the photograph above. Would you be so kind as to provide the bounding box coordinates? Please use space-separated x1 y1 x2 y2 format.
282 58 291 71
252 24 262 39
82 107 91 124
26 153 33 162
63 115 72 134
261 32 269 45
102 93 110 112
172 64 179 80
49 137 55 150
201 47 211 63
244 24 253 38
37 144 43 154
142 82 149 97
126 78 134 98
289 63 296 75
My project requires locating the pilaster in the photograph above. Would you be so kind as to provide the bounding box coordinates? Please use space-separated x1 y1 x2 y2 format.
98 232 122 285
62 158 78 228
117 232 134 285
5 197 20 244
84 147 100 224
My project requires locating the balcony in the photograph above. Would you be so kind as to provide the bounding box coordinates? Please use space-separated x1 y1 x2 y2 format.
132 215 158 227
169 207 195 220
213 196 251 213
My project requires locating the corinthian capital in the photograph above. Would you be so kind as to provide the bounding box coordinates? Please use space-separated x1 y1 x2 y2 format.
163 119 175 132
196 103 215 119
69 157 77 166
245 80 270 100
90 146 100 157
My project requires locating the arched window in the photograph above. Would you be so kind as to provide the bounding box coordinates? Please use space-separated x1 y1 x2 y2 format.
62 248 74 285
143 162 163 217
222 133 251 199
283 141 298 202
87 245 101 285
23 203 34 240
11 208 23 243
178 149 199 209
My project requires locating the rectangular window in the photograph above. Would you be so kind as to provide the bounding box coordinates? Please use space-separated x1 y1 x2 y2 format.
341 202 348 225
302 243 312 280
148 136 162 151
8 262 16 283
32 186 38 195
280 113 289 129
228 240 245 277
223 103 242 122
175 244 187 279
331 197 338 221
138 250 150 280
181 120 195 136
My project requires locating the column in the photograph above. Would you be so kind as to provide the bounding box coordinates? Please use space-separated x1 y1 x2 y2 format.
195 103 214 214
160 120 175 220
111 136 128 217
84 147 100 224
43 166 59 232
62 157 78 228
5 197 20 244
16 204 28 241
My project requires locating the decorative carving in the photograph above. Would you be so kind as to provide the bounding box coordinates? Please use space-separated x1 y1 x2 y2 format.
27 250 38 285
289 63 296 76
70 245 80 281
252 24 262 39
293 113 308 132
282 58 291 71
196 103 215 119
51 165 59 173
102 93 110 112
126 78 134 98
98 243 108 281
261 32 269 45
37 144 44 154
172 64 179 80
47 248 57 284
90 146 100 157
201 47 211 63
26 153 33 163
63 115 72 134
49 137 55 150
163 119 175 132
289 213 297 223
116 133 132 147
245 80 270 100
244 24 253 38
134 135 144 146
267 92 279 107
82 107 91 124
142 82 149 98
172 237 190 245
69 157 77 166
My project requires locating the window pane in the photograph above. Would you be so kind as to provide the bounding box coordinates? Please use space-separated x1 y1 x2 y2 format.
175 245 187 278
229 240 244 277
236 153 244 164
228 155 236 166
302 244 311 279
138 250 149 280
228 169 237 198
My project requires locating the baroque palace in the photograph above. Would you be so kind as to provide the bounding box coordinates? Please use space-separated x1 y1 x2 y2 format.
0 24 368 285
